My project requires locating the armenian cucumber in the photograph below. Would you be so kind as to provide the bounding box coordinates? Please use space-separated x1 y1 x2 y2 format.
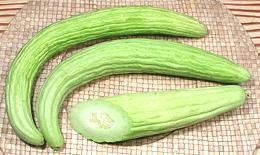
5 6 208 145
36 39 250 148
68 85 246 143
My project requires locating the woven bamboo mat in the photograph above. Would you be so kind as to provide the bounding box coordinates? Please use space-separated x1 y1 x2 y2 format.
1 0 260 55
0 0 260 154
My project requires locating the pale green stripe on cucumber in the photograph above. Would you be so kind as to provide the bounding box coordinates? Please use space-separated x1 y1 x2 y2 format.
68 85 246 143
36 39 250 148
5 6 208 145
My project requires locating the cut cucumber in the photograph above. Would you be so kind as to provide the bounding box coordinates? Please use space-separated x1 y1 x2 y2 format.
69 101 132 142
68 85 246 143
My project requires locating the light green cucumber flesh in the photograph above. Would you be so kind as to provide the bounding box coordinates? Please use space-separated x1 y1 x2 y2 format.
69 85 246 143
69 101 131 143
36 38 250 148
5 6 207 145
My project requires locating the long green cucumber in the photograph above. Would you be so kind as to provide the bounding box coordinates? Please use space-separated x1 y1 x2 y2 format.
36 39 250 148
5 6 208 145
68 85 246 143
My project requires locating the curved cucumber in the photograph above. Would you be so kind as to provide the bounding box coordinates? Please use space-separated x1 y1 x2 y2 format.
68 85 246 143
5 6 207 145
36 39 250 148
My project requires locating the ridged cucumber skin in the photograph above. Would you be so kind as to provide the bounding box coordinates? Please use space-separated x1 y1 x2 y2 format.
5 6 208 145
36 38 250 148
69 85 246 143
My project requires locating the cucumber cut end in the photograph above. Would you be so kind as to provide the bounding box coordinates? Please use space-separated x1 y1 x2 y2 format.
68 100 132 143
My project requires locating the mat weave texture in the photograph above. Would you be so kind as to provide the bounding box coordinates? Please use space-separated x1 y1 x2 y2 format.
0 0 259 154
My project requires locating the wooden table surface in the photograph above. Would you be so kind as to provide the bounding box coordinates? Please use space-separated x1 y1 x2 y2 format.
0 0 259 154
